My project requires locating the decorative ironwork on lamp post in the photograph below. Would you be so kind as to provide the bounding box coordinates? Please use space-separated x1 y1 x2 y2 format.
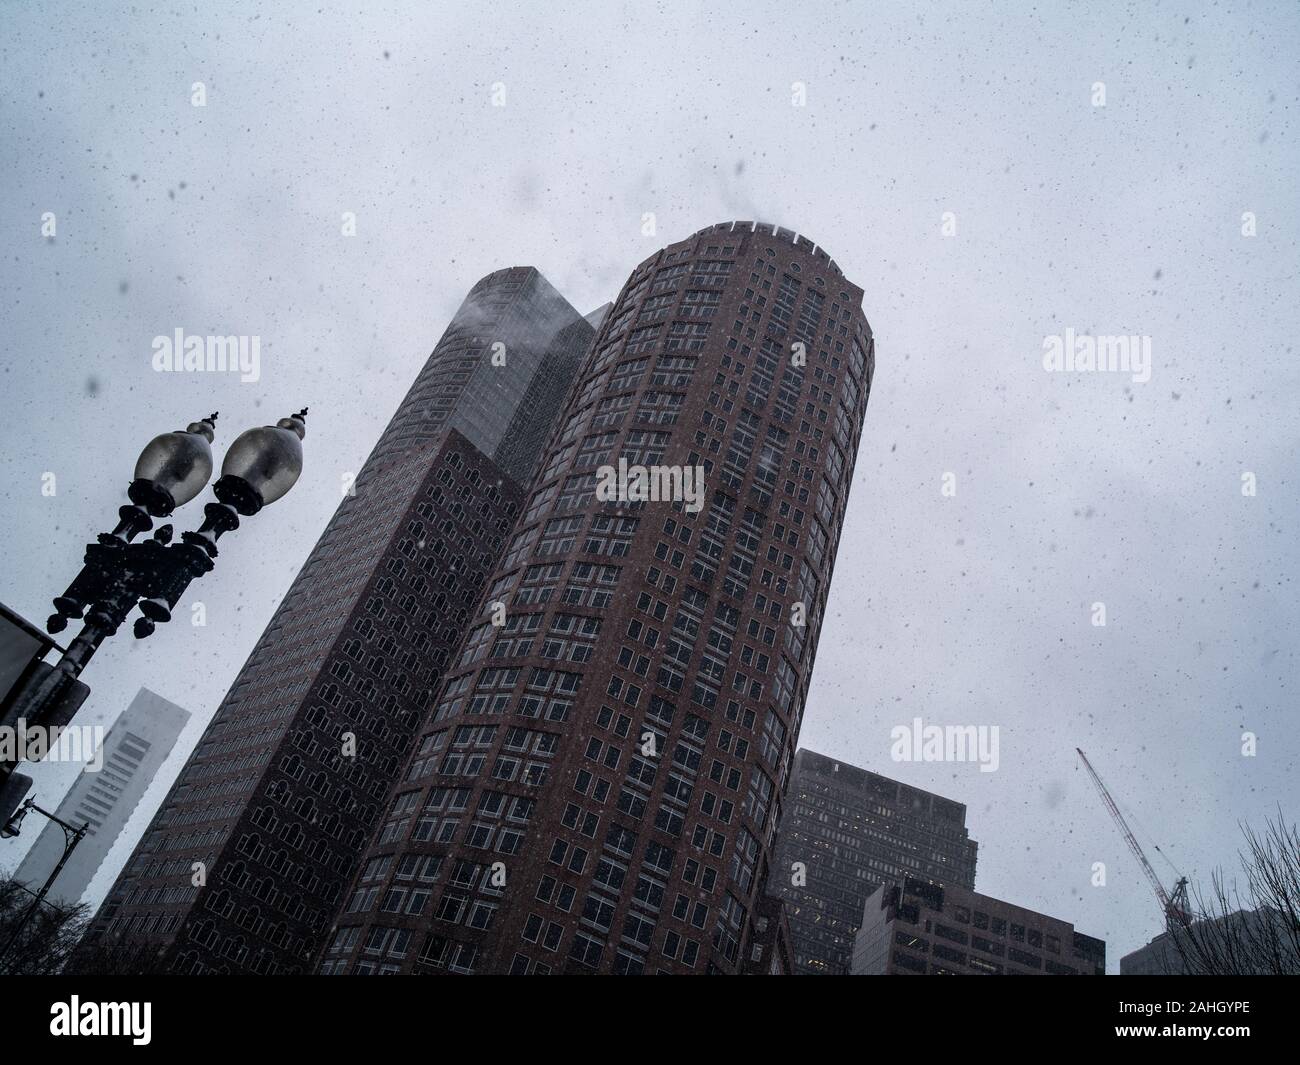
0 409 309 798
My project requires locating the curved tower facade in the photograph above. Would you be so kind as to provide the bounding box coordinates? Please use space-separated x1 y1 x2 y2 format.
324 222 875 975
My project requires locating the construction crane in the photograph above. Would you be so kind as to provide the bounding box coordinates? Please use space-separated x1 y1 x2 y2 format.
1076 748 1191 931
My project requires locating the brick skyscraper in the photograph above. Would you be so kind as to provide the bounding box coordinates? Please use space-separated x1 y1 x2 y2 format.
85 268 594 973
322 221 876 974
768 748 978 974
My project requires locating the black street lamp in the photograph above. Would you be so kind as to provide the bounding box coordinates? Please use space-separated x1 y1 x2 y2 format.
0 798 89 973
0 409 309 800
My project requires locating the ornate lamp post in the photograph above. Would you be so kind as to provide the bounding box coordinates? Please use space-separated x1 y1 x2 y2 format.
0 409 309 799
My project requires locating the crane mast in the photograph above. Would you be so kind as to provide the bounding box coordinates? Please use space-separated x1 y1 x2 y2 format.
1076 748 1190 929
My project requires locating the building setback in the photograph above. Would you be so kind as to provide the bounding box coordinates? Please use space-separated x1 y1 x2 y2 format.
83 268 593 973
1120 929 1191 975
852 877 1106 975
12 688 189 907
321 221 876 974
768 748 977 974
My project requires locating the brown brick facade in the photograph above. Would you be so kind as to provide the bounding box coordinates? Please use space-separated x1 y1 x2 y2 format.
323 222 876 974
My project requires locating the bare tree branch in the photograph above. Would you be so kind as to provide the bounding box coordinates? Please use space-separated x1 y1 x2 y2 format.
1167 810 1300 975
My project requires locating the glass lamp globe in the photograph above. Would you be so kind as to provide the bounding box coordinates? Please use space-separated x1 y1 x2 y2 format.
218 409 307 514
129 414 217 516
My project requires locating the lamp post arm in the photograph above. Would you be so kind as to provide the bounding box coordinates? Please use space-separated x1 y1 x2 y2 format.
0 799 89 973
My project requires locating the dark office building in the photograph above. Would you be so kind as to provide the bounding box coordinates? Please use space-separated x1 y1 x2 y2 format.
83 268 594 974
852 878 1106 975
321 221 876 974
768 748 978 974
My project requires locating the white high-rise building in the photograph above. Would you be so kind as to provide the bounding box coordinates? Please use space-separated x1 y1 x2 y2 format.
12 688 189 907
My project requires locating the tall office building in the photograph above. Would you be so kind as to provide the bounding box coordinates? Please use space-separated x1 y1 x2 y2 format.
11 688 189 907
767 748 978 974
852 878 1106 975
322 221 876 974
84 268 594 973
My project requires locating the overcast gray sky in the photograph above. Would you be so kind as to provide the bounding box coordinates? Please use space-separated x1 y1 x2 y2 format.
1 1 1296 971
